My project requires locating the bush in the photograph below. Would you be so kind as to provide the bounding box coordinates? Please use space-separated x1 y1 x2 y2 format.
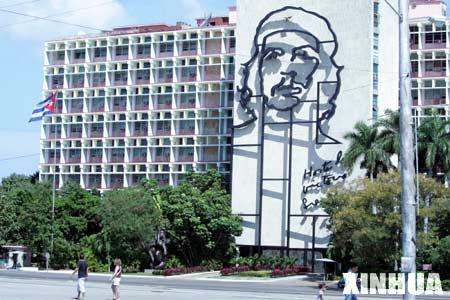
220 265 250 276
165 257 184 269
271 265 310 277
442 279 450 291
237 270 271 277
201 259 223 271
153 266 208 276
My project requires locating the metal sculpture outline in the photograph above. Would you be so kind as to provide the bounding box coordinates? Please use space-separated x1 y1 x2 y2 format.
234 5 344 145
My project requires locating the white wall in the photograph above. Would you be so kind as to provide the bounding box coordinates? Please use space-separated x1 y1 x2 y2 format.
232 0 399 249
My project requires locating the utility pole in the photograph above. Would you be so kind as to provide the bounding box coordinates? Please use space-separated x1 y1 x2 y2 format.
399 0 416 299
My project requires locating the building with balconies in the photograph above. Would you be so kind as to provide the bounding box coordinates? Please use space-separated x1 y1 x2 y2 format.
39 8 236 190
409 0 450 114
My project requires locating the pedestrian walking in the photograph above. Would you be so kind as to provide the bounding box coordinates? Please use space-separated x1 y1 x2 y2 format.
111 258 122 300
343 263 358 300
317 283 327 300
72 253 88 300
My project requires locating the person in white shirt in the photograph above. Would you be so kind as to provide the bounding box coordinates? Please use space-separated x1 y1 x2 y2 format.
343 263 359 300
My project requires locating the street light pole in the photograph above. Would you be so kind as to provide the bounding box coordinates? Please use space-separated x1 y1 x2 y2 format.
399 0 416 299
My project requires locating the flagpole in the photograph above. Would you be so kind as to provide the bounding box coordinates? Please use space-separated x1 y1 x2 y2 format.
50 92 58 261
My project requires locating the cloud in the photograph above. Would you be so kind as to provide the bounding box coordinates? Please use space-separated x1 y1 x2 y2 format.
0 0 133 41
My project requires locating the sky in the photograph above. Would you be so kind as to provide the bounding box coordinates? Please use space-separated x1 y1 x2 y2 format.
0 0 235 179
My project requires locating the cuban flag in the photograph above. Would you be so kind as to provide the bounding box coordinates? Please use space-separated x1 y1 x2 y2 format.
29 93 56 122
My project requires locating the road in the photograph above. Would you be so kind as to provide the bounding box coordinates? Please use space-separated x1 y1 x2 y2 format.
0 271 448 300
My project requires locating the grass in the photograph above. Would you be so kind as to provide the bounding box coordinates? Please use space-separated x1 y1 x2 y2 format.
235 270 272 277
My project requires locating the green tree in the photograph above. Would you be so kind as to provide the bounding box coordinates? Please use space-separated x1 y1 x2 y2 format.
322 172 450 277
418 111 450 178
377 109 400 157
161 170 242 266
100 182 161 270
342 121 392 180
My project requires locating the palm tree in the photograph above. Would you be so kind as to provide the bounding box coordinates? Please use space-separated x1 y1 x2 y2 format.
417 111 450 233
418 112 450 178
342 121 393 181
377 109 400 159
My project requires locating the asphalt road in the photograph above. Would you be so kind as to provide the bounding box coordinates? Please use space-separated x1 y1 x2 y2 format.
0 270 447 300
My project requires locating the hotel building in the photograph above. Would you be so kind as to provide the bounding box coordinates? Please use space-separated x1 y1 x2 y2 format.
39 8 236 190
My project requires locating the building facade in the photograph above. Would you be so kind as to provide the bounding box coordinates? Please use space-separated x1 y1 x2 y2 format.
39 9 236 190
409 0 450 116
231 0 399 265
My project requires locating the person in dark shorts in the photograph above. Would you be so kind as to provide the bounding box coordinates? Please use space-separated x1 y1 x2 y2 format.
72 254 88 300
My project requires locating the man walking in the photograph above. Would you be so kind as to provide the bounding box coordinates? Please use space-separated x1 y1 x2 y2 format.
72 254 88 300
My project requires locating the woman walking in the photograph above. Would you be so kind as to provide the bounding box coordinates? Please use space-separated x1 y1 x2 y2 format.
111 258 122 300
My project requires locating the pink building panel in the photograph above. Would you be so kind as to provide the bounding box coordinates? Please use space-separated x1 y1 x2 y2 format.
410 0 446 18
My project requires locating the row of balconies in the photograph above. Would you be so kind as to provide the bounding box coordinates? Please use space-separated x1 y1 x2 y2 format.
46 66 234 89
46 39 236 66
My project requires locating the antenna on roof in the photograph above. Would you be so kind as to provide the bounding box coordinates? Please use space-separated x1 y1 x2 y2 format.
199 13 212 27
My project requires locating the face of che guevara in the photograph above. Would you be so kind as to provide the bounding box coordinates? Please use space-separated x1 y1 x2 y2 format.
258 31 321 111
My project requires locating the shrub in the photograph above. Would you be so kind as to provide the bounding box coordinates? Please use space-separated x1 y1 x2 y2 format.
201 259 223 271
271 265 310 277
153 266 208 276
165 257 184 269
442 279 450 291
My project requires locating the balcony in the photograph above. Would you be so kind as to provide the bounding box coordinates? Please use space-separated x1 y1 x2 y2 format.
88 131 103 138
423 42 446 50
88 157 103 163
50 83 64 89
71 58 85 64
157 51 174 58
180 50 197 56
177 128 195 135
87 183 101 189
68 106 83 113
67 132 82 139
155 130 171 136
156 103 172 109
66 157 81 164
154 156 170 162
45 157 60 164
70 82 85 89
176 155 194 162
109 182 124 189
411 72 418 78
179 102 195 109
136 53 151 59
133 130 148 137
204 42 222 55
90 106 104 113
50 59 65 65
199 155 218 162
47 133 61 139
422 71 446 77
410 43 419 50
113 54 129 61
201 101 220 108
136 79 150 85
92 81 105 87
179 74 197 82
133 104 148 111
156 77 173 84
113 80 128 86
131 156 147 163
110 130 126 137
111 105 126 112
109 157 124 163
93 56 106 62
199 128 219 135
203 72 221 81
422 98 446 105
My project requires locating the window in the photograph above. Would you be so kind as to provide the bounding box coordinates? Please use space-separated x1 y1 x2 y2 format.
137 44 151 56
74 50 85 60
160 42 174 53
182 41 197 52
56 51 65 60
115 46 128 57
94 47 106 58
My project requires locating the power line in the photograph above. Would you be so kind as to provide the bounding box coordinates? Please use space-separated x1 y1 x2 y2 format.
0 6 109 31
0 153 40 162
0 0 42 9
0 0 116 30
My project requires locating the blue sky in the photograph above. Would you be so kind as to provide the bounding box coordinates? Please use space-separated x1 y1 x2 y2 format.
0 0 235 179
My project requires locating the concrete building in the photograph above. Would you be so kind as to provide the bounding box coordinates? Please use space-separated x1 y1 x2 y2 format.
409 0 450 115
231 0 399 265
39 9 236 190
